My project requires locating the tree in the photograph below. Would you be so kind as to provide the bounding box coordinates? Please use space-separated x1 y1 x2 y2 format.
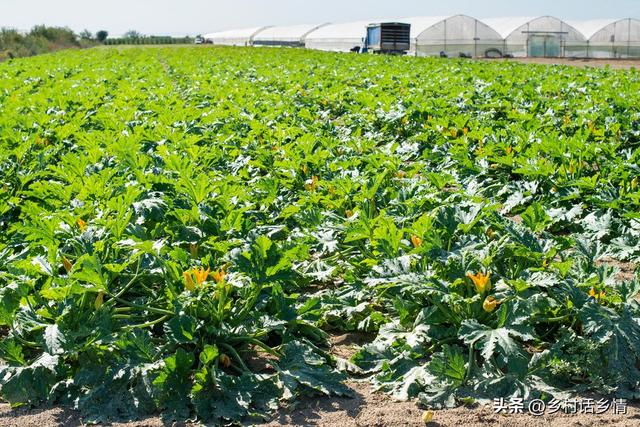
80 30 93 40
96 30 108 43
124 30 142 39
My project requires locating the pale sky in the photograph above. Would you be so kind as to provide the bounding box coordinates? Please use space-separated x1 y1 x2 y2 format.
1 0 639 37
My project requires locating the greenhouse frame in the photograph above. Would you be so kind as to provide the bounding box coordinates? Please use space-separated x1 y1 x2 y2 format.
204 15 640 58
568 18 640 58
253 24 330 47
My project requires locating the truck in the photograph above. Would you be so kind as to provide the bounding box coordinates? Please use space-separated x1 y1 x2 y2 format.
364 22 411 55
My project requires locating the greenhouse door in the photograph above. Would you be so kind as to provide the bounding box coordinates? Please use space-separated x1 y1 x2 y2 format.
528 35 561 57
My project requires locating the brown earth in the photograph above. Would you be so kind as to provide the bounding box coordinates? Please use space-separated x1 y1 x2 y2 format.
485 57 640 70
2 332 640 426
2 386 640 427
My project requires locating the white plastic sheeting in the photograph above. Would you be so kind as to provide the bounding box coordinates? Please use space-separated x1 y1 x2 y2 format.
206 15 640 58
482 16 586 57
407 15 503 57
253 24 329 46
203 26 270 46
304 20 372 52
569 18 640 58
304 16 504 56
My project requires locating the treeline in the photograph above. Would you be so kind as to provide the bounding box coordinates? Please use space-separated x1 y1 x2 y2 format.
0 25 194 61
0 26 102 61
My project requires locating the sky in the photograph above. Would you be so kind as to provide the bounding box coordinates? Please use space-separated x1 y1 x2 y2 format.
0 0 639 37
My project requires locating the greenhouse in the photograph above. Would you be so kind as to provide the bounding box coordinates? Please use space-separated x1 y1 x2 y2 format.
205 15 640 58
203 26 271 46
568 18 640 58
304 20 372 52
253 24 329 47
483 16 586 57
407 15 504 57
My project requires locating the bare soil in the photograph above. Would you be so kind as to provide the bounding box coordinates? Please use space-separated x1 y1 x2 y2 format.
2 387 640 427
485 57 640 70
2 332 639 426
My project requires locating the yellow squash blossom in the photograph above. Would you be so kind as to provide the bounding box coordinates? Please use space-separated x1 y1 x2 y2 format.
211 269 226 284
483 296 498 313
219 354 231 368
422 410 434 424
304 175 319 191
193 267 210 285
189 243 199 258
411 235 423 248
63 257 73 273
77 218 87 231
467 271 491 294
183 267 210 291
588 288 605 301
94 291 104 310
183 271 196 291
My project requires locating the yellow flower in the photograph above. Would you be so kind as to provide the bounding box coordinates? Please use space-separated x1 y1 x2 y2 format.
588 288 606 301
189 243 199 258
211 269 226 284
411 235 423 248
94 291 104 310
467 271 491 294
505 146 513 155
193 267 210 285
422 410 434 424
62 257 73 273
304 175 319 191
183 271 195 291
483 296 498 313
77 218 87 231
220 353 231 368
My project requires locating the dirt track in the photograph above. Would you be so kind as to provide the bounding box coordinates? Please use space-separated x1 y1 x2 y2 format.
486 57 640 70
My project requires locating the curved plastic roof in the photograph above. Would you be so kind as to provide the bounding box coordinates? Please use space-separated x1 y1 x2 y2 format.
481 17 540 38
203 26 269 41
207 16 640 48
306 16 490 40
398 16 449 38
482 16 586 41
253 24 329 41
305 20 371 40
566 19 621 39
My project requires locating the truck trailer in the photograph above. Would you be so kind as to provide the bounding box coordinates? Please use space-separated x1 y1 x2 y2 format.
364 22 411 54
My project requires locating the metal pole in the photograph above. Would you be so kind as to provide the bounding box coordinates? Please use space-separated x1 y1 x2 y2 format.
444 19 447 53
628 18 632 58
474 20 478 58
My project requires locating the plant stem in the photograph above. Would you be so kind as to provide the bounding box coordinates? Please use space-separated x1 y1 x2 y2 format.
124 315 169 330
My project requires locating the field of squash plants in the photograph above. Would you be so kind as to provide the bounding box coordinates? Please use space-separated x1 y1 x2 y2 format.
1 46 640 424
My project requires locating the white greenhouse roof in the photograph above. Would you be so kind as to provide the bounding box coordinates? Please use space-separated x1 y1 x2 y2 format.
203 26 269 41
481 17 539 38
306 16 470 40
394 16 449 38
567 19 624 39
305 20 372 40
205 15 640 48
253 24 329 41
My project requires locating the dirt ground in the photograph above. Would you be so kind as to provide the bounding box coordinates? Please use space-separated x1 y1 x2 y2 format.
486 57 640 70
2 376 639 427
1 333 639 426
